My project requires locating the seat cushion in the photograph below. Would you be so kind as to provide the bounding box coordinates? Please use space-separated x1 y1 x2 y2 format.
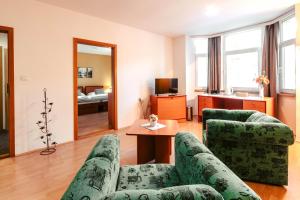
246 112 280 123
117 164 180 191
104 185 223 200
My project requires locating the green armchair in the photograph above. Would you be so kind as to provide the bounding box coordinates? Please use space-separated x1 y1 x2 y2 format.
202 109 295 185
62 133 261 200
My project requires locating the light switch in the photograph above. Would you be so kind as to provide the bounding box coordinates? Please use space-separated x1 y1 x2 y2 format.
20 76 29 81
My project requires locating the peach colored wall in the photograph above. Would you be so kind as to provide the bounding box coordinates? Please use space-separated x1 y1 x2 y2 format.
278 95 296 139
77 53 112 87
296 4 300 142
0 0 173 154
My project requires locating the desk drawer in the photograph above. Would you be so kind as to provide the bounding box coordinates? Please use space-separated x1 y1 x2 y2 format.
243 100 266 113
198 96 213 112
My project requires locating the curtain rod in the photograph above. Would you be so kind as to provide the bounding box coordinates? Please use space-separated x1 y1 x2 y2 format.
190 6 295 38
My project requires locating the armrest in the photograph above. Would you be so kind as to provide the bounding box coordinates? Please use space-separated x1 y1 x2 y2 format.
202 109 256 130
206 119 294 145
62 135 120 200
62 157 119 200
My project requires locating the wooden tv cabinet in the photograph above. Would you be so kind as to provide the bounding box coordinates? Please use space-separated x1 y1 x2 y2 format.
150 95 186 122
198 94 274 122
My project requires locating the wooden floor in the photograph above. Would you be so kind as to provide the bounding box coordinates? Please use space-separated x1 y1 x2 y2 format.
0 119 299 200
78 112 109 136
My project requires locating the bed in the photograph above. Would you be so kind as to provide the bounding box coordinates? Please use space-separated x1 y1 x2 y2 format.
78 86 108 115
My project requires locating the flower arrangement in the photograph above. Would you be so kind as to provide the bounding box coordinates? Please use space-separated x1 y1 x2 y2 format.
255 71 270 86
149 114 158 127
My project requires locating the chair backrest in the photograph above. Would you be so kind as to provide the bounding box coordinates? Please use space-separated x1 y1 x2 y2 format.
175 132 261 200
202 109 256 130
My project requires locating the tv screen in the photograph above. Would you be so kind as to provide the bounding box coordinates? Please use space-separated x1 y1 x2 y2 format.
155 78 178 95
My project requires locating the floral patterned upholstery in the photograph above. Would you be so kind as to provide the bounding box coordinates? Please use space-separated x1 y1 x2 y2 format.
62 133 262 200
202 108 295 185
62 134 120 200
102 185 223 200
175 132 261 200
117 164 180 191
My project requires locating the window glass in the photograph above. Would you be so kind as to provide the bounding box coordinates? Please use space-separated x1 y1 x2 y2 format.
282 16 296 42
196 56 208 88
226 52 258 88
224 28 262 90
193 38 208 54
279 15 296 92
225 29 262 51
281 44 296 90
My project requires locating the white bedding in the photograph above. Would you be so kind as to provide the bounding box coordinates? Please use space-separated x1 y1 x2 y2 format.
78 93 108 104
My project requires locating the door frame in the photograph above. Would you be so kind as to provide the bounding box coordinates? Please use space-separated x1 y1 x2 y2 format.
0 26 15 156
73 38 118 140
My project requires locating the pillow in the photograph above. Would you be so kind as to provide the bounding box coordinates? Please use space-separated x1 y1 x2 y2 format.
246 112 265 122
95 89 105 94
256 115 281 123
77 90 85 96
87 92 95 96
246 112 280 123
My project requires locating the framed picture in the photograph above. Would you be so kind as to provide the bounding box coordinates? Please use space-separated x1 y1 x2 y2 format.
78 67 93 78
86 67 93 78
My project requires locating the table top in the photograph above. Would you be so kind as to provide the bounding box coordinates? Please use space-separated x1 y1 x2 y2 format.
126 119 179 136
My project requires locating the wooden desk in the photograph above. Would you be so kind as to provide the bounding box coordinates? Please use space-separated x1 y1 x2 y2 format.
198 94 274 121
126 119 178 164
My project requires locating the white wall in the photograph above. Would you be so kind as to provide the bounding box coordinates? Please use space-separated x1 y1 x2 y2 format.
0 0 173 154
173 36 198 114
173 36 186 94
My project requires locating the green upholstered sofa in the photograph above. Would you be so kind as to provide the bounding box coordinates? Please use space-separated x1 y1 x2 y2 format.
61 133 261 200
202 109 295 185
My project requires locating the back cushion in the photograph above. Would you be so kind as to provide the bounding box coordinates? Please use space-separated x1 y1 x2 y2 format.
175 132 212 184
190 153 261 200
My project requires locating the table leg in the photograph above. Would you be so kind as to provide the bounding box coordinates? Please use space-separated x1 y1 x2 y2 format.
137 135 155 164
155 136 172 163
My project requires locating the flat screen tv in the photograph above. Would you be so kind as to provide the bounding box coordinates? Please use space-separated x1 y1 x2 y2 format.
155 78 178 95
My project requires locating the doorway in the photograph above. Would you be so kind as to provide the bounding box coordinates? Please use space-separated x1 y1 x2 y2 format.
73 38 117 140
0 26 14 158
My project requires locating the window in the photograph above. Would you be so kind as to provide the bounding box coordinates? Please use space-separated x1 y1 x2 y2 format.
279 16 296 92
193 38 208 89
223 29 262 91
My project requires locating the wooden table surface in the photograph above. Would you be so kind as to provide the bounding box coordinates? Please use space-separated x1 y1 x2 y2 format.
126 119 179 136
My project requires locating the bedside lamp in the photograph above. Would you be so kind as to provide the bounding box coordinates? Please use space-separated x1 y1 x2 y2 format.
104 85 112 93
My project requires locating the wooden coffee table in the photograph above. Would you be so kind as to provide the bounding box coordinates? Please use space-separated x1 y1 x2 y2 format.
126 119 179 164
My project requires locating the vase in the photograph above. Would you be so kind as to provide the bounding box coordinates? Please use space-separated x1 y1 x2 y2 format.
258 84 264 99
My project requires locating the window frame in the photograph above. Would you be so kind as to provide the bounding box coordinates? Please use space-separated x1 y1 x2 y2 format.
195 52 208 90
223 28 263 92
193 38 208 91
278 14 296 94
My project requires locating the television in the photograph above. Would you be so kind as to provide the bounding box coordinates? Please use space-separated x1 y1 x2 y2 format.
155 78 178 95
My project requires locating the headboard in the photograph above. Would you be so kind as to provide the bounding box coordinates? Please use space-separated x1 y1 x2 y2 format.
85 86 104 94
78 86 84 93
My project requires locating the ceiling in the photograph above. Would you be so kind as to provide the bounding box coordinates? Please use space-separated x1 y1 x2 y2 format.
37 0 295 37
78 44 111 56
